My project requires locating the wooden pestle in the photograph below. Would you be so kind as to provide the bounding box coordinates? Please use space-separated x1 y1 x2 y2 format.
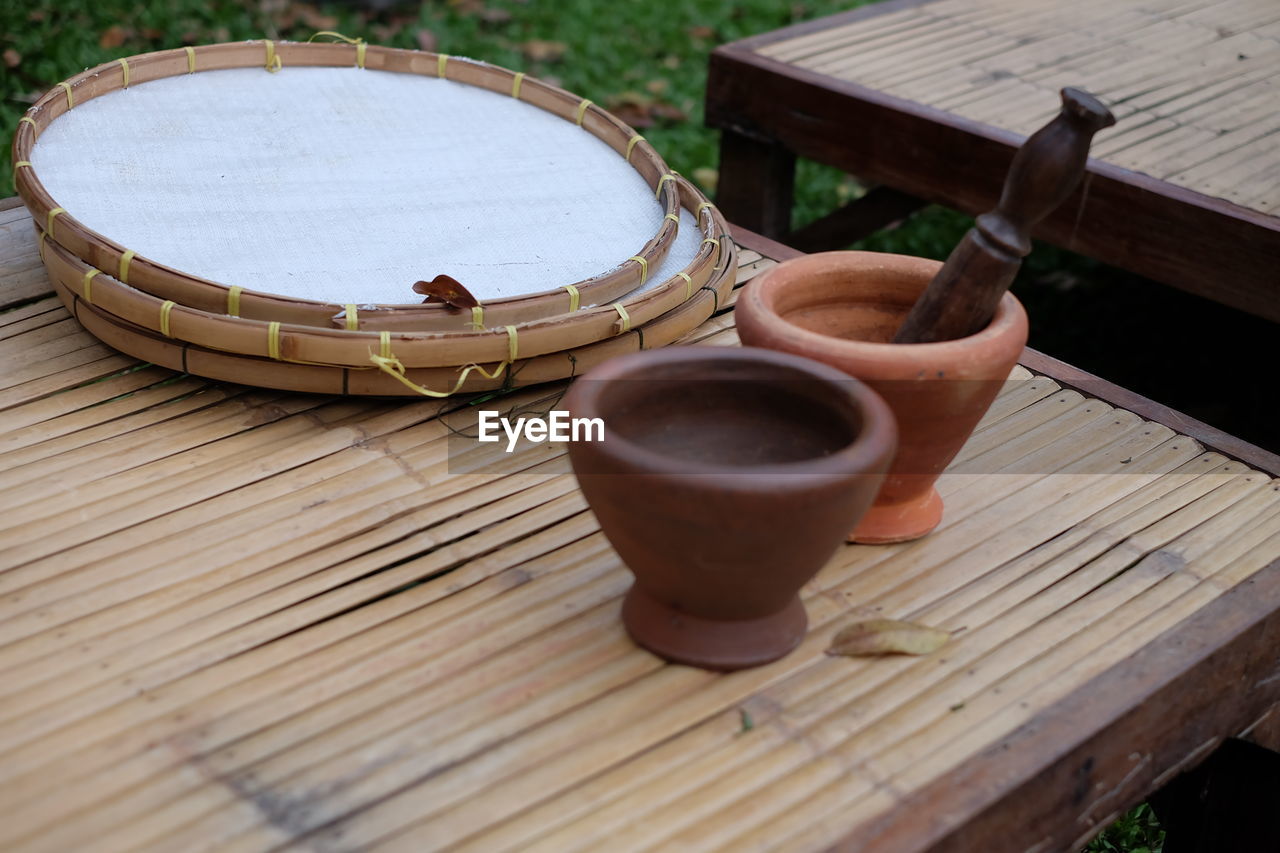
892 88 1116 344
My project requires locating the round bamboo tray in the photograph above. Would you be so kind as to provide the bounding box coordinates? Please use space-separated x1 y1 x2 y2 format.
36 177 731 368
13 40 681 330
49 238 739 396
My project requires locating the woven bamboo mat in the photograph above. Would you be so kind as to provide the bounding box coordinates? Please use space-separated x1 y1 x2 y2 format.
756 0 1280 214
1 200 1279 852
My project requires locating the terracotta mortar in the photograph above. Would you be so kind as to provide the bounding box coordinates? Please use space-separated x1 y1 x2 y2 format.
563 347 895 670
735 250 1028 544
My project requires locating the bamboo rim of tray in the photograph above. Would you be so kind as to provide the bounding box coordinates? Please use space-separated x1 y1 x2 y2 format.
12 39 680 329
49 238 739 397
37 178 730 369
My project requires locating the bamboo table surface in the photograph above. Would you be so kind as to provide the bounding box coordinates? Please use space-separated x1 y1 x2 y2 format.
706 0 1280 323
2 196 1280 852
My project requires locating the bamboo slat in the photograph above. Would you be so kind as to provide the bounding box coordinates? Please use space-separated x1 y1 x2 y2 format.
0 207 1277 852
758 0 1280 213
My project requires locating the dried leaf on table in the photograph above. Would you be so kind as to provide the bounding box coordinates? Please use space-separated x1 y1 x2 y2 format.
413 274 479 309
826 619 950 657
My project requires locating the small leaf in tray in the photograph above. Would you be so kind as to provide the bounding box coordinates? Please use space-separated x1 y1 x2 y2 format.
825 619 950 658
413 274 479 308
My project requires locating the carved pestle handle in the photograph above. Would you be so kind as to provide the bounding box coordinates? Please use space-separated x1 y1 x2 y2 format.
892 87 1116 344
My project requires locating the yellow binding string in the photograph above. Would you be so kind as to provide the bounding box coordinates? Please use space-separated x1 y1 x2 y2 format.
119 249 136 284
118 58 130 88
437 54 448 78
184 46 196 73
159 300 175 337
58 82 73 109
575 99 592 126
83 268 100 304
702 237 720 250
12 161 31 191
625 135 644 162
664 212 679 226
654 173 675 199
308 31 366 68
264 40 282 72
511 72 524 99
628 255 648 284
46 207 65 238
19 115 36 130
267 321 282 360
369 326 513 398
677 271 693 300
563 283 580 313
468 305 485 330
227 285 243 317
612 303 632 333
696 201 713 215
344 304 359 330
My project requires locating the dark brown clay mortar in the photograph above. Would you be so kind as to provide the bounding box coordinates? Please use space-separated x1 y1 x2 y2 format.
563 347 896 671
735 251 1029 544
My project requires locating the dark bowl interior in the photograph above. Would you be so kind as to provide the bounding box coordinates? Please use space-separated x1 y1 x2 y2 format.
591 356 865 468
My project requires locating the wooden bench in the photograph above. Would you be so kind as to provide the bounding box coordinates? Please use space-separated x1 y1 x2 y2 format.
1 197 1279 851
706 0 1280 323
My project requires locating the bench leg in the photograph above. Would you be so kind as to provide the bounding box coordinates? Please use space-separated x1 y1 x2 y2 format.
1150 737 1280 853
715 130 795 239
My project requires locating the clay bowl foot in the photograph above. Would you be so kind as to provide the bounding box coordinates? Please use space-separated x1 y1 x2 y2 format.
849 486 943 544
622 585 807 671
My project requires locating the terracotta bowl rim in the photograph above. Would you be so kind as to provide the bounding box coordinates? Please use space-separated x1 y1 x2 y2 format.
563 346 896 482
741 249 1028 357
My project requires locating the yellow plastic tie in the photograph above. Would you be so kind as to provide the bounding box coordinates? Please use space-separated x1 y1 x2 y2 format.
511 72 524 99
19 115 37 130
185 46 196 73
227 285 243 317
468 304 485 330
702 237 720 250
119 249 136 284
308 31 367 68
696 201 713 215
58 82 73 109
159 300 175 337
12 161 31 191
612 303 632 333
664 212 679 226
46 207 65 237
118 58 130 88
83 268 100 304
563 283 580 313
268 321 282 359
264 40 282 73
574 98 592 126
505 324 519 362
655 173 675 199
625 135 645 162
437 54 448 78
344 303 358 330
628 255 648 285
677 271 693 300
369 329 510 398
